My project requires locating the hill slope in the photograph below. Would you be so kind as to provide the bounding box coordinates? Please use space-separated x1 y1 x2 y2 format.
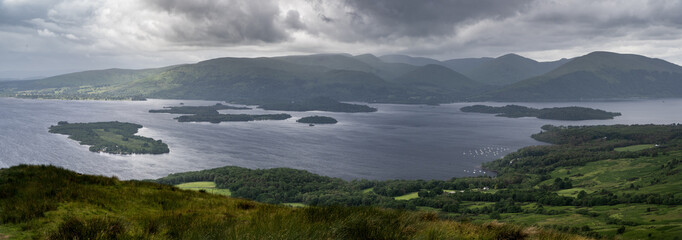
0 165 584 240
484 51 682 101
392 64 488 97
462 54 568 86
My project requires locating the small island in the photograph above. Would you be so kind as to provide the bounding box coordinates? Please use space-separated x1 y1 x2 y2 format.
149 103 250 115
460 105 621 120
175 113 292 123
297 116 338 124
48 121 169 154
259 97 377 113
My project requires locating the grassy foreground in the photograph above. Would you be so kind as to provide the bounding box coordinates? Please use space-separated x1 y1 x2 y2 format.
0 165 588 240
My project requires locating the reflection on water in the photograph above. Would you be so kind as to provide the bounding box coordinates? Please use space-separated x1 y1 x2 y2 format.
0 97 680 180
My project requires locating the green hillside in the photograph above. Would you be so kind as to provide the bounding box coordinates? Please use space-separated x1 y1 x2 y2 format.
0 165 586 240
484 51 682 101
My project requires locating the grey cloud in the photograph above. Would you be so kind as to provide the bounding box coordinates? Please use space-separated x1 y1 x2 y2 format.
285 10 306 30
0 0 59 26
144 0 289 45
326 0 535 40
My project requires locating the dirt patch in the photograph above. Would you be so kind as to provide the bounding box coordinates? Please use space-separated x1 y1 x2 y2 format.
0 234 10 239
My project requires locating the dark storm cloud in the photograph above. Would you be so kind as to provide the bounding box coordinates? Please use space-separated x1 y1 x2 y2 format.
143 0 288 45
329 0 535 40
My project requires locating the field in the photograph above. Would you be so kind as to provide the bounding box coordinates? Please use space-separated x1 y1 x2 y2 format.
394 192 419 200
176 181 232 196
614 144 656 152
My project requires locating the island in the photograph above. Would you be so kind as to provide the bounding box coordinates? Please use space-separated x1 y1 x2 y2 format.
175 113 291 123
296 116 338 124
149 103 250 115
259 97 377 113
460 105 621 120
48 121 169 154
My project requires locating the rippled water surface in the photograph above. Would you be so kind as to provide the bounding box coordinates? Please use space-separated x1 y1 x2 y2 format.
1 97 680 180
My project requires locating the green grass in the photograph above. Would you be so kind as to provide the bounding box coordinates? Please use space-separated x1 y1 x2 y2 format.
506 150 682 239
0 165 587 240
361 187 374 193
394 192 419 200
614 144 656 152
555 188 594 198
542 151 682 197
93 129 156 153
281 203 307 208
176 181 232 196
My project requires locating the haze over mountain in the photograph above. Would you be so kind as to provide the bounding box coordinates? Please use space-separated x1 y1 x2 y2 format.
460 54 570 86
380 53 569 86
392 64 487 96
2 51 681 104
484 51 682 101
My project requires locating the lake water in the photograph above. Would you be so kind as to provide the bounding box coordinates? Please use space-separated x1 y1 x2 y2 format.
1 97 680 180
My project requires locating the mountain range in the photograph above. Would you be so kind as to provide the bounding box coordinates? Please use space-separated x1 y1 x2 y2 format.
2 51 681 103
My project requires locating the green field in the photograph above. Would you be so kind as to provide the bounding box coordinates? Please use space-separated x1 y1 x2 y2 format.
281 203 307 207
394 192 419 200
176 181 232 196
614 144 656 152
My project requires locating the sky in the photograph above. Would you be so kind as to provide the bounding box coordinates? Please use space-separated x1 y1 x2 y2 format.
1 0 682 79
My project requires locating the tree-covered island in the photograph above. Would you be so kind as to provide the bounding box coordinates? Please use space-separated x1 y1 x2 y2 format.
149 103 250 115
296 116 338 124
150 103 290 123
175 113 291 123
259 97 377 113
461 104 621 120
48 121 169 154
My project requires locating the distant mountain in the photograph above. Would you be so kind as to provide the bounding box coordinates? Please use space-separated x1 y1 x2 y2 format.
460 54 568 86
379 54 442 66
440 57 493 74
13 68 170 90
483 51 682 101
392 64 487 96
352 54 417 79
3 51 680 103
0 55 471 104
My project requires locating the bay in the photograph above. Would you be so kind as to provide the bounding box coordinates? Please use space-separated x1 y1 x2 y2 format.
0 97 680 180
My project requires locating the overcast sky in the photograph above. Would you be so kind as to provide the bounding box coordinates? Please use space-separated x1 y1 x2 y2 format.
2 0 682 78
